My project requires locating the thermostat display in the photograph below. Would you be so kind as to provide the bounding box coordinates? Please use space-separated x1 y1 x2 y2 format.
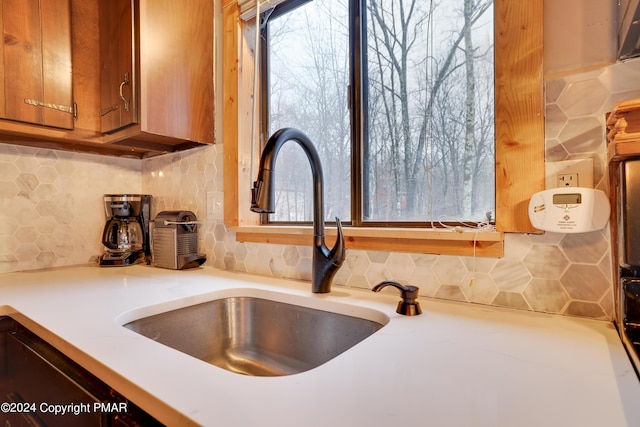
528 187 610 233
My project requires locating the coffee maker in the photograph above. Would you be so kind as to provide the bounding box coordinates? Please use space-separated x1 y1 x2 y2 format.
99 194 152 266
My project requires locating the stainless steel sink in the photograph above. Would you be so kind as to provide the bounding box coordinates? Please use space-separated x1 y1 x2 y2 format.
123 296 385 376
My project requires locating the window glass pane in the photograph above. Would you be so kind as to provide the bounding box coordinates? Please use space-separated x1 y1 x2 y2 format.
267 0 351 222
364 0 495 222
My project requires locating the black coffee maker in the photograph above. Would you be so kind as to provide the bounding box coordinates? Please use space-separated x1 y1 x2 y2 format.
99 194 152 266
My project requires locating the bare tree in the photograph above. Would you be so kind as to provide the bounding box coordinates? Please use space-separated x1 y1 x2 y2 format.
366 0 493 221
267 0 351 221
266 0 494 223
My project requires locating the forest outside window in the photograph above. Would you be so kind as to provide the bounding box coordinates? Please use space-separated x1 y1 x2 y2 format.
261 0 495 227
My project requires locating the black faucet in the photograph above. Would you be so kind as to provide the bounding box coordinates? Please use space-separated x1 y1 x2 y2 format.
250 128 345 293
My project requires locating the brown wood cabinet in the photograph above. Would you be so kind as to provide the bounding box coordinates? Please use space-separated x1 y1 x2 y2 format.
99 0 136 133
0 0 214 158
99 0 215 150
0 0 74 129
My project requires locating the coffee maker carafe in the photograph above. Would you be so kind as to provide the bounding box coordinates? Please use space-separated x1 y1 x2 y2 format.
99 194 151 266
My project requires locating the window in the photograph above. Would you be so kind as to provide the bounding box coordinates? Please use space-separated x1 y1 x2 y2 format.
222 0 543 255
262 0 495 226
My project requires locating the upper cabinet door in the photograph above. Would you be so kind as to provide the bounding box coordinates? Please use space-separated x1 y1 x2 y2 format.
138 0 214 143
1 0 73 129
99 0 137 133
99 0 214 142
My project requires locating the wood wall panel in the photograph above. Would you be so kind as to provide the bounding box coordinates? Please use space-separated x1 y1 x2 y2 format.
495 0 545 232
223 1 240 226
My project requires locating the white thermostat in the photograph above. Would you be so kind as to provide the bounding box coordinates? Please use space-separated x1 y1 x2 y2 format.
528 187 610 233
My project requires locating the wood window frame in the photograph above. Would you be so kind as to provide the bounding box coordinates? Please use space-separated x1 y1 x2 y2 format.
220 0 544 258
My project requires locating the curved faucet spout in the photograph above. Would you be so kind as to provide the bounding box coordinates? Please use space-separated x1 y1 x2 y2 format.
251 128 346 293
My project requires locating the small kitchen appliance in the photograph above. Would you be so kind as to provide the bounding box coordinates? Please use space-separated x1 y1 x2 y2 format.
152 210 206 270
99 194 151 266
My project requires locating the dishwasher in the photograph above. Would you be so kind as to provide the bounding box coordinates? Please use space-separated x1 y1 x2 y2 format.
0 317 163 427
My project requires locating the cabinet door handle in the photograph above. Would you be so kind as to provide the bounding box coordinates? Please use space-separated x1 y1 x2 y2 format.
119 72 130 112
24 98 74 115
100 104 119 116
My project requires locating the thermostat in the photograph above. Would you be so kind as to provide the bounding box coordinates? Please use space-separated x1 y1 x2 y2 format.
528 187 610 233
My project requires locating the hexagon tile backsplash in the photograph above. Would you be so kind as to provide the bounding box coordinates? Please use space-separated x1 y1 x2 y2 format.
5 58 640 320
0 144 141 273
140 135 615 319
140 58 640 322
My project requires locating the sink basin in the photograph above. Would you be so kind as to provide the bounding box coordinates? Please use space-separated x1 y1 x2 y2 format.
123 294 386 376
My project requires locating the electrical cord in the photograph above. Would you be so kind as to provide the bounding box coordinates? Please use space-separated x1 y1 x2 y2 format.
435 213 495 288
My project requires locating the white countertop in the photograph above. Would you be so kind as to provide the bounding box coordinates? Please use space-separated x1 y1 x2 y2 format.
1 265 640 427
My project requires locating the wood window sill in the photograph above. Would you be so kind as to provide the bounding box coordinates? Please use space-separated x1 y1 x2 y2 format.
232 225 504 257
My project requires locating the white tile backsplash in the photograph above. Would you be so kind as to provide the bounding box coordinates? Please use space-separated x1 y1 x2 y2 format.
0 145 140 272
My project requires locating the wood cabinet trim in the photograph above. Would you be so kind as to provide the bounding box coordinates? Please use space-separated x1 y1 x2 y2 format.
607 97 640 164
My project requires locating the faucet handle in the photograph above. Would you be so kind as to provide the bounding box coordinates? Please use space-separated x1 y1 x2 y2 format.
372 280 422 316
250 180 263 212
329 217 345 265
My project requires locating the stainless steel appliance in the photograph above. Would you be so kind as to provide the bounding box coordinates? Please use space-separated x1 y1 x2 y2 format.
99 194 151 266
618 0 640 60
151 210 206 270
617 159 640 375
